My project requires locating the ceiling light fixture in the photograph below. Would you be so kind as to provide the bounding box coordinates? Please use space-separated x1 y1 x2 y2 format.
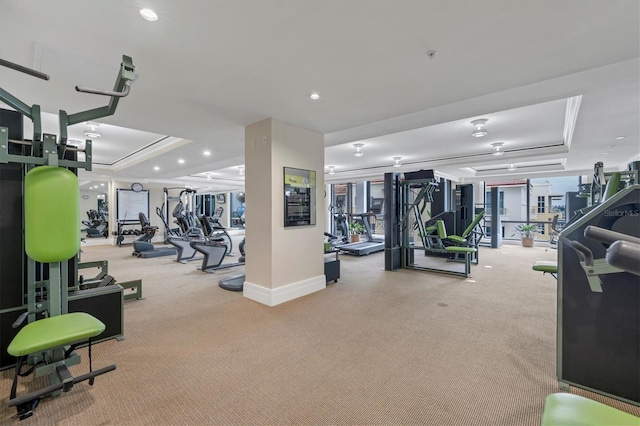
206 173 212 180
84 123 101 138
328 166 335 175
393 156 402 167
615 136 625 140
310 93 320 100
139 8 158 21
353 143 365 157
203 150 211 156
178 159 185 164
470 118 489 138
238 166 245 176
153 166 159 171
491 142 505 156
507 164 517 171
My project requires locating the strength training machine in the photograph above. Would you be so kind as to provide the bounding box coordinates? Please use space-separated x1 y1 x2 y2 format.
383 170 478 278
0 54 136 419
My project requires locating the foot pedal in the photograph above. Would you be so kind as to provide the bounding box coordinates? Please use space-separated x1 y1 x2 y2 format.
56 364 74 392
14 399 39 421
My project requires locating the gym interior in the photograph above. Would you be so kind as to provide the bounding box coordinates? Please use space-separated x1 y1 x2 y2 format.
0 2 639 425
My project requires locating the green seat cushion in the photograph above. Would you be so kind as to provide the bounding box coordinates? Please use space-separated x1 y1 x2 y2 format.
445 246 476 253
7 312 106 357
446 235 467 244
541 393 640 426
533 260 558 273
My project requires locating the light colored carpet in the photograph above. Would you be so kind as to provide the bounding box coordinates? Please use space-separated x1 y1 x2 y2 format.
2 242 639 425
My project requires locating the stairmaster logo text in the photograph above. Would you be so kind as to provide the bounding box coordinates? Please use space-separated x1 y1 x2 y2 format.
603 209 639 217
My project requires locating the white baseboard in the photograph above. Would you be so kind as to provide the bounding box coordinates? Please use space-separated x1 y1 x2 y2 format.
243 275 326 306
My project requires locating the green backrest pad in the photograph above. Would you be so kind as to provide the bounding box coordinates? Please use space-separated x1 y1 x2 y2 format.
436 220 447 239
603 172 622 202
7 312 105 357
461 210 486 238
532 261 558 273
541 393 639 426
25 166 80 262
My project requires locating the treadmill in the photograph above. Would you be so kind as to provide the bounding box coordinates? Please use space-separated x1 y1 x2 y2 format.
337 207 385 256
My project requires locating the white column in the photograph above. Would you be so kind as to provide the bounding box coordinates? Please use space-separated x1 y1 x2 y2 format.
243 118 326 306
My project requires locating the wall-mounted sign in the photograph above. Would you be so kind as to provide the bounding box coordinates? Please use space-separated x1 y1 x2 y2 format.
284 167 316 227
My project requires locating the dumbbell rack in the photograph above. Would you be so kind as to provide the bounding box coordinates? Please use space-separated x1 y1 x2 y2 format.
115 220 142 246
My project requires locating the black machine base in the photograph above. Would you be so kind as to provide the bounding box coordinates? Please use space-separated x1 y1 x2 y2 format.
219 274 245 291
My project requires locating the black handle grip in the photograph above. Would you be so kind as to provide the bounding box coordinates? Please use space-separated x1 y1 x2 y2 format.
12 312 29 329
584 225 640 246
0 58 50 80
75 84 130 98
570 241 594 267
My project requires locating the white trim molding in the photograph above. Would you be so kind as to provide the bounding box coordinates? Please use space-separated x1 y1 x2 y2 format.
243 275 326 306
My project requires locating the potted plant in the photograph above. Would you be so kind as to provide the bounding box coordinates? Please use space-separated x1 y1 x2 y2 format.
513 223 538 247
349 221 365 243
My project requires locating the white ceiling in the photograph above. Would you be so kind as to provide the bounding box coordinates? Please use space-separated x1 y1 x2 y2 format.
0 0 638 192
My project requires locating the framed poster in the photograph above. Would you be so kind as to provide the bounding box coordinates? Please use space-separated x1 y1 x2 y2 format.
216 193 226 203
284 167 316 227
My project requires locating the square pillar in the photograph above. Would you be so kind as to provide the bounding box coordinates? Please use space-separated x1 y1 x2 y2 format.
243 118 325 306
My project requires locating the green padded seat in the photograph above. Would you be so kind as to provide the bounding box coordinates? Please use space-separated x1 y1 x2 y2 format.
532 260 558 274
445 246 477 253
8 312 105 357
446 235 466 244
541 393 640 426
425 225 437 234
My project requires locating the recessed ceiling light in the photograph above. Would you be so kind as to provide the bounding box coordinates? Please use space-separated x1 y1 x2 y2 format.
615 136 625 140
327 166 336 175
353 143 365 157
310 93 320 100
470 118 489 138
203 150 211 156
100 183 105 186
393 157 402 167
507 164 517 171
602 151 611 155
154 166 160 171
139 8 158 21
84 123 101 138
178 159 185 164
491 142 505 156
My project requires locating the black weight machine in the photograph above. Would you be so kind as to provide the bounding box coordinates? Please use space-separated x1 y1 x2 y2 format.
383 170 477 278
556 183 639 406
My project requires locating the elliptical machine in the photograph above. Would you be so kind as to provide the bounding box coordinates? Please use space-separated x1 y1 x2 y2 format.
325 203 349 247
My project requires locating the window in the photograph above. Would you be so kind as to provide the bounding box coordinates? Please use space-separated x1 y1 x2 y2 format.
538 223 545 235
537 196 545 213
